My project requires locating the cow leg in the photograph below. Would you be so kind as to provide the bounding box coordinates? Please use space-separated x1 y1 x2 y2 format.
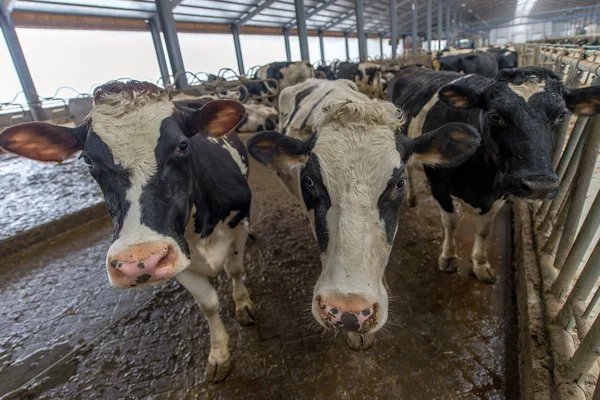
176 270 231 382
438 204 459 273
224 218 256 326
404 163 417 207
470 202 504 284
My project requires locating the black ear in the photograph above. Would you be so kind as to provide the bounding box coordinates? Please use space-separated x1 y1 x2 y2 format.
188 100 246 137
438 84 481 109
247 131 309 170
410 122 480 166
565 86 600 116
0 122 87 162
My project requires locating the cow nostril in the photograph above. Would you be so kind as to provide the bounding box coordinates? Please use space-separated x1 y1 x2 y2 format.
340 312 360 332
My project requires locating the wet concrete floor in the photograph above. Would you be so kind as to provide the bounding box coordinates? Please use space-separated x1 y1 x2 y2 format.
0 150 518 399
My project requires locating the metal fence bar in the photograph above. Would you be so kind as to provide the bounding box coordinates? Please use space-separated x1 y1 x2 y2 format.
564 315 600 382
584 285 600 319
552 115 573 170
553 115 600 271
542 194 573 255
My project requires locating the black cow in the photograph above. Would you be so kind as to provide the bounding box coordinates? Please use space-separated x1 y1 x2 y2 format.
389 66 600 282
435 51 499 78
487 47 518 70
240 61 315 104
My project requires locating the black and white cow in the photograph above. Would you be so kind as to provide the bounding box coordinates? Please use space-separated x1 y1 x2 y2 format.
247 78 480 349
434 51 499 78
334 62 382 98
389 66 600 282
0 81 255 382
487 47 518 70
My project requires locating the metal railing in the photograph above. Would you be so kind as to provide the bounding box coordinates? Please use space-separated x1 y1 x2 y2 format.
516 42 600 400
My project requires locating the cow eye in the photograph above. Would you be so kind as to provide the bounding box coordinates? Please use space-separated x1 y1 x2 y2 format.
304 176 314 188
488 112 503 123
396 179 405 190
80 154 92 167
557 112 568 122
178 141 188 152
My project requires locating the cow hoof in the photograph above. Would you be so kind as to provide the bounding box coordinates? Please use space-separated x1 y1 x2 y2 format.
472 262 497 284
346 332 375 351
438 254 459 273
206 355 232 383
236 301 256 326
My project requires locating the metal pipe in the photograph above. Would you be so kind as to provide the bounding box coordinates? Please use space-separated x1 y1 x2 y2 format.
344 31 350 61
231 24 245 76
584 285 600 319
147 18 171 87
155 0 187 88
542 194 573 255
554 115 600 271
355 0 367 62
294 0 310 61
446 4 451 48
412 0 418 56
379 33 384 57
0 6 45 121
426 0 431 51
283 28 292 62
564 314 600 382
437 0 443 50
318 30 325 63
390 0 398 58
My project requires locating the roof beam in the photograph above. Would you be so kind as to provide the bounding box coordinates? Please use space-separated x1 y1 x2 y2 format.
320 0 379 31
235 0 277 27
284 0 337 29
171 0 185 9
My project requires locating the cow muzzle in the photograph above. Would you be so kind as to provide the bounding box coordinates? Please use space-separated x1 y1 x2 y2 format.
107 241 181 288
315 294 379 334
502 173 559 200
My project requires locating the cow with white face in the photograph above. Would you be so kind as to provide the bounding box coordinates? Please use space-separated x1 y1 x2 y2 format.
0 81 255 382
247 79 481 349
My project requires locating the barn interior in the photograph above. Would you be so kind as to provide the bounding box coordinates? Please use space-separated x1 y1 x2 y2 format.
0 1 599 399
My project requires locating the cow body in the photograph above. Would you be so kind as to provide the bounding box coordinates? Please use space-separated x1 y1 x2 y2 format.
334 62 382 98
487 47 518 70
242 61 315 105
389 66 600 282
248 78 481 348
434 51 499 78
0 82 257 382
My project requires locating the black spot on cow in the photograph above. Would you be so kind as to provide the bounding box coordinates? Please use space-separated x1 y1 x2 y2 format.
282 85 317 135
136 274 152 284
330 307 338 315
137 262 145 269
340 312 360 332
365 67 379 85
361 309 371 316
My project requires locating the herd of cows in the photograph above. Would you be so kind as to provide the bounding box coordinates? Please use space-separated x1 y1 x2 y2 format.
0 46 599 383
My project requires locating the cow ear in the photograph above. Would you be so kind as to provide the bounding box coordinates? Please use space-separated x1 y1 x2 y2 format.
565 86 600 116
409 122 480 166
438 84 481 109
0 122 86 162
247 131 309 170
189 100 246 137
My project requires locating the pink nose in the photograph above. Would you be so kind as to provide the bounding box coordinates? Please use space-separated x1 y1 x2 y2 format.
316 295 378 333
107 241 177 288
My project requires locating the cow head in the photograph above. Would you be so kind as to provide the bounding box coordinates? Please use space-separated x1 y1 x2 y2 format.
438 67 600 200
248 100 480 335
0 81 246 288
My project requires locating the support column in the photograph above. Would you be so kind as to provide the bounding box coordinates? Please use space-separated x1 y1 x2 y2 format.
0 6 45 121
147 18 171 87
446 5 451 48
355 0 367 62
437 0 443 50
231 24 245 76
294 0 309 61
318 30 325 63
412 0 418 55
390 0 398 58
283 28 292 62
155 0 187 88
379 33 384 57
344 31 350 60
426 0 432 51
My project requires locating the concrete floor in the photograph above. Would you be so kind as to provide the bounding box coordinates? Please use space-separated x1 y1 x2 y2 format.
0 154 518 400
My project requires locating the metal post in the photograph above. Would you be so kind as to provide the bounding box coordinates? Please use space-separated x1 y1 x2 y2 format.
552 115 573 170
318 30 325 63
355 0 367 62
412 0 418 55
390 0 398 58
0 6 45 121
446 5 451 49
148 18 171 87
564 315 600 382
283 28 292 62
294 0 310 61
438 0 443 50
231 24 245 76
344 31 350 61
426 0 432 51
155 0 187 88
379 33 384 57
553 115 600 271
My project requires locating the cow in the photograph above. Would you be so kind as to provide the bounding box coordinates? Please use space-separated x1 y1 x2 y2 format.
487 47 518 70
433 51 499 78
247 78 481 349
335 62 383 98
389 66 600 283
0 81 256 382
